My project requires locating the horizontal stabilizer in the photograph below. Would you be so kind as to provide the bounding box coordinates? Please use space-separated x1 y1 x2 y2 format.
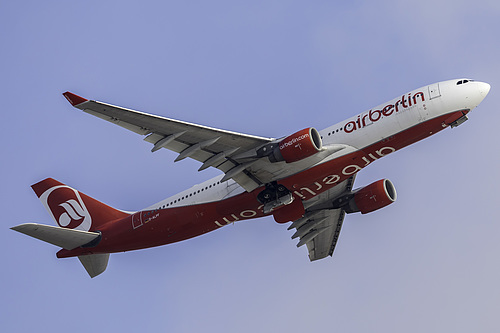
11 223 100 250
78 254 109 278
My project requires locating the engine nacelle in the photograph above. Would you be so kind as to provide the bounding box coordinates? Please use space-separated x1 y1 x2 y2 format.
258 128 322 163
346 179 397 214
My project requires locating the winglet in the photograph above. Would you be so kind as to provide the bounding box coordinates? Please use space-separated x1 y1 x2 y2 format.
63 92 88 106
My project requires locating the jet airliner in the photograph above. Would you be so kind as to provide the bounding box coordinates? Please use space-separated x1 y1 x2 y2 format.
12 79 490 277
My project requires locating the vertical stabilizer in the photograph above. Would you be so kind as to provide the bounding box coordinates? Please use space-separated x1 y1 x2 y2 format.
32 178 129 231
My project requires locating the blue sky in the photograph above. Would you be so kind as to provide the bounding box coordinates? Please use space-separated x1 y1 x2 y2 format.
2 1 500 332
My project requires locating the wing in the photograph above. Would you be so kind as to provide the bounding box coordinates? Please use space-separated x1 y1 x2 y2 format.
63 92 274 192
289 176 356 261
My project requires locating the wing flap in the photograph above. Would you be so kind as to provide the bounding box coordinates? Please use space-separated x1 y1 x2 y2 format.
306 210 346 260
11 223 100 250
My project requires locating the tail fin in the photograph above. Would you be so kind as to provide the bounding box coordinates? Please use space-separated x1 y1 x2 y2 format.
31 178 129 232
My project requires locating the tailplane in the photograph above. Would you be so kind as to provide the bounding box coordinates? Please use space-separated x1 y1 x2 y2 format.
11 223 101 250
11 223 109 277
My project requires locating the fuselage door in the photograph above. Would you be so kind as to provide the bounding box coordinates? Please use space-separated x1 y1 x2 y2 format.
428 83 441 99
132 212 143 229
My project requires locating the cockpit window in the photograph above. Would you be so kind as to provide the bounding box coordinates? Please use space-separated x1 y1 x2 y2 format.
457 79 474 85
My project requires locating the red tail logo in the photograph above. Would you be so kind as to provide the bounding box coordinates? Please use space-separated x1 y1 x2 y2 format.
39 185 92 231
32 178 130 231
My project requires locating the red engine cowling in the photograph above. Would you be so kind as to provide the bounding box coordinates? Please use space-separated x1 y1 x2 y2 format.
347 179 397 214
267 128 322 163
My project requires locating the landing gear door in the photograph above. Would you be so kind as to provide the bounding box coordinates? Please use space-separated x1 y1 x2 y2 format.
428 83 441 100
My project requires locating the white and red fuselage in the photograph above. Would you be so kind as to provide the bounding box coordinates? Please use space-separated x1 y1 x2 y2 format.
30 79 492 260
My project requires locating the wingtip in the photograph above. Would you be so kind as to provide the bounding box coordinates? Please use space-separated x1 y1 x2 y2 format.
63 91 88 106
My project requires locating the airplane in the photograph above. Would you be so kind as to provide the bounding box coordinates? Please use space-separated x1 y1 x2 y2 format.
11 78 490 277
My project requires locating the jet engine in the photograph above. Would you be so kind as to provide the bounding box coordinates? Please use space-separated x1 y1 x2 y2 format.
257 127 322 163
344 179 397 214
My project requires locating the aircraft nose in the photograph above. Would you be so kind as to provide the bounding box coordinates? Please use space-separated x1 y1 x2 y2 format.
478 81 491 99
467 81 491 110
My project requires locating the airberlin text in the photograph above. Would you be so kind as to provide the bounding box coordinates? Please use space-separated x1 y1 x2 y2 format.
214 145 396 227
344 92 424 133
280 133 309 150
